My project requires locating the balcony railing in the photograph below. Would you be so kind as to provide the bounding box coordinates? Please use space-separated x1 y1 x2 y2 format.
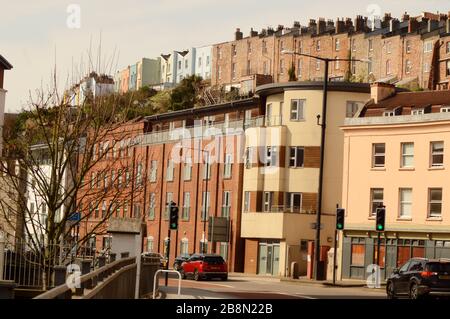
264 115 283 127
260 205 316 214
221 206 231 217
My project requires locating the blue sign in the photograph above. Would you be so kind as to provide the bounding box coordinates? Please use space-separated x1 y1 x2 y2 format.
68 212 81 221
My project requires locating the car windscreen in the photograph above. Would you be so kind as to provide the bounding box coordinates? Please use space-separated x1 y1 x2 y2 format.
427 262 450 272
204 256 225 264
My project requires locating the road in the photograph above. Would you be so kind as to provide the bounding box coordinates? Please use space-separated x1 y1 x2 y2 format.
157 274 386 299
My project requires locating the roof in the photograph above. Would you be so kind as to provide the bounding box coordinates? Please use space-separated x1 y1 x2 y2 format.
0 55 12 70
255 81 371 97
369 90 450 110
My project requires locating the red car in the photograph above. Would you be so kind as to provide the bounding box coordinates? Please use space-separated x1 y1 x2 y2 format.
180 253 228 281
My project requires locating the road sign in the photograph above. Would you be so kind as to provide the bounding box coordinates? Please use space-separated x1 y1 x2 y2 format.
68 212 81 221
208 217 230 242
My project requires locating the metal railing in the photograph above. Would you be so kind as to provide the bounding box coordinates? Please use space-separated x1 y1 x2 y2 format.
259 206 317 214
153 269 181 299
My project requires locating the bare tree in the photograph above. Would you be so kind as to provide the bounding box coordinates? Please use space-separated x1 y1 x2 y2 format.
0 70 145 288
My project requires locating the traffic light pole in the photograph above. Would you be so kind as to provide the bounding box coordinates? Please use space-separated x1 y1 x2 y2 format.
165 228 170 286
376 231 381 267
333 204 338 286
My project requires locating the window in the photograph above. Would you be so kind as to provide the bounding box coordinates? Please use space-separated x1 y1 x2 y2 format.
316 40 321 51
166 159 174 181
265 146 278 167
224 153 233 178
346 101 362 118
297 59 302 77
263 61 268 75
247 42 252 54
180 239 189 255
399 188 412 218
372 143 385 168
123 200 129 217
118 169 123 188
405 60 412 74
219 242 228 260
265 103 272 126
289 147 304 167
246 60 251 75
115 201 121 218
232 63 236 79
290 99 305 120
424 41 433 53
222 191 231 217
335 38 340 51
386 60 391 75
351 60 356 75
401 143 414 168
383 110 395 117
150 160 157 182
405 40 411 53
350 243 365 266
447 42 450 54
125 168 130 186
262 40 267 54
178 61 182 70
110 169 115 188
370 188 384 216
447 61 450 77
411 108 424 115
201 192 210 220
286 192 302 212
430 141 444 167
335 57 340 70
424 62 430 73
136 163 143 186
351 39 356 51
206 56 210 66
232 44 237 56
133 204 141 218
90 172 95 189
148 193 155 219
184 158 192 181
386 41 392 54
368 57 373 74
428 188 442 217
182 192 190 220
263 192 273 212
217 47 222 59
243 191 250 212
218 65 222 79
368 39 373 52
315 60 321 71
298 40 303 53
280 59 285 74
441 106 450 113
245 147 252 169
147 237 154 252
165 193 173 220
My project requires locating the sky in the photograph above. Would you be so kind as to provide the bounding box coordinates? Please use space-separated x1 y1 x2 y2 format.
1 0 449 112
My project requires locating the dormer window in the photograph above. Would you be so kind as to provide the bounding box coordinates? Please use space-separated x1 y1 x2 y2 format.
441 106 450 113
383 107 401 117
383 111 395 117
411 108 424 115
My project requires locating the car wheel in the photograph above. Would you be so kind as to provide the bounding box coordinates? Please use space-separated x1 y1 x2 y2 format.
386 282 396 299
409 282 421 300
221 275 228 281
194 269 201 281
173 262 179 270
180 269 186 279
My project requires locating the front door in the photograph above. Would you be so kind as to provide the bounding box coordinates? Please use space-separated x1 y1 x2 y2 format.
258 241 280 276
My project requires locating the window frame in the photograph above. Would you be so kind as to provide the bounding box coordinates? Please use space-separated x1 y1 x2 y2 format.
399 188 412 218
370 188 384 217
290 99 305 121
428 188 442 218
372 143 386 168
289 146 304 168
430 141 444 167
400 142 414 168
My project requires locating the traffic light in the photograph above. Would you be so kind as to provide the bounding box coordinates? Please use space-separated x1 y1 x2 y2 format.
336 208 345 230
376 207 385 231
169 201 179 230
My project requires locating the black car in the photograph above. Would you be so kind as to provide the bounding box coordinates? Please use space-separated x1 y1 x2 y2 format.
386 257 450 299
173 254 191 271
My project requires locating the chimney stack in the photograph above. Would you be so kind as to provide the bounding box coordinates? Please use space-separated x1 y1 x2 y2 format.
250 28 258 37
408 17 419 33
382 13 392 28
354 15 366 32
267 27 275 36
235 28 243 40
293 21 300 28
308 19 317 33
402 12 410 22
371 82 396 104
447 19 450 34
317 18 326 34
428 19 439 32
327 19 334 30
345 17 353 31
336 18 345 33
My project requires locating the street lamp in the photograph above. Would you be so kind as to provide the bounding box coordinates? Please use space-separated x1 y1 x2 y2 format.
281 49 368 281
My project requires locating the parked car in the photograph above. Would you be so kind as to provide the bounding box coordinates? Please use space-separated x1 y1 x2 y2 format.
142 252 167 268
173 254 191 271
180 253 228 281
386 257 450 299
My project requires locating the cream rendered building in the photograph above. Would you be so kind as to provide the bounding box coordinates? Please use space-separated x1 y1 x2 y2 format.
340 83 450 281
241 82 370 277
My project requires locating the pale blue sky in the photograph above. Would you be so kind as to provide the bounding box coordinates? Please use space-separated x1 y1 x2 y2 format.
1 0 449 112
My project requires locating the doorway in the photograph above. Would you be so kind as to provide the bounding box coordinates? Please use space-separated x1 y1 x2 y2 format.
258 241 280 276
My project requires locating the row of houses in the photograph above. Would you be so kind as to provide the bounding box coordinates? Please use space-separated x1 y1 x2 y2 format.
112 11 450 98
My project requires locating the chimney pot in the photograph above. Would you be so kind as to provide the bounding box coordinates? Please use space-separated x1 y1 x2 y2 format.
235 28 243 40
402 12 410 22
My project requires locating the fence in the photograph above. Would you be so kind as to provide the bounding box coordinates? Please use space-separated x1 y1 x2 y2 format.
0 237 110 290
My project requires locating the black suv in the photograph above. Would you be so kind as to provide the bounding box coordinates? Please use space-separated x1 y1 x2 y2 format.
386 258 450 299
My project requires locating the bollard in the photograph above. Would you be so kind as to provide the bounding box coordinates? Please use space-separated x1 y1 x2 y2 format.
120 252 129 259
0 280 17 299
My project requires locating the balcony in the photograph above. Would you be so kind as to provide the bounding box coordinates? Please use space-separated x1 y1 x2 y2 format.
240 209 320 240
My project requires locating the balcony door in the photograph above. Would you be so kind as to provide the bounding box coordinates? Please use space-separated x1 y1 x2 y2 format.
258 241 280 276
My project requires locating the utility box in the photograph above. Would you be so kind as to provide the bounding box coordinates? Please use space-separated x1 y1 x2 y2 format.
107 217 144 258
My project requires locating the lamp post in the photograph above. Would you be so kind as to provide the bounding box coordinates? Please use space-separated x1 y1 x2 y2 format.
281 50 368 280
